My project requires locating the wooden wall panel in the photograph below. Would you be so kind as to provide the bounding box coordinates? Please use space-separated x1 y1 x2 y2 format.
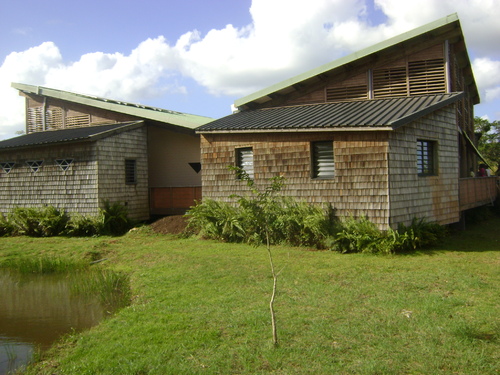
388 105 460 227
0 143 99 216
97 126 150 221
201 131 391 229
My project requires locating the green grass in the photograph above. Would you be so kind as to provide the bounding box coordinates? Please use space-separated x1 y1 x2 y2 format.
1 220 499 374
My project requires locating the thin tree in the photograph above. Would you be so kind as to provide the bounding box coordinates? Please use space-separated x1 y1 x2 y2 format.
229 166 285 346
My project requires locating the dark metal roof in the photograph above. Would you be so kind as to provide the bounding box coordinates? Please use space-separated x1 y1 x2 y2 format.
197 93 464 133
0 121 144 150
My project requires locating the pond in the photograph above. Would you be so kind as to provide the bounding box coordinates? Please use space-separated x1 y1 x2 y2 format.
0 270 125 374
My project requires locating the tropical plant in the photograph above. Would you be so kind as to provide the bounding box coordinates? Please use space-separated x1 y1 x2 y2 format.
99 200 133 236
8 206 69 237
474 116 500 171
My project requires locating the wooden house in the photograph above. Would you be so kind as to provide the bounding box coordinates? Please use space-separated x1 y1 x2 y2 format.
0 84 212 220
196 14 498 229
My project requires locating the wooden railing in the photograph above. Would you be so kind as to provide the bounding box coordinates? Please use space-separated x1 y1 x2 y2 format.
459 177 498 211
150 186 202 215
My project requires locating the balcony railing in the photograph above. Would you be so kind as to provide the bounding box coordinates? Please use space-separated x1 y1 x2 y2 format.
459 177 498 211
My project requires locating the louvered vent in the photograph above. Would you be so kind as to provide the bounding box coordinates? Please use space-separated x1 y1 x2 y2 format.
46 108 64 130
27 107 44 133
326 85 368 102
66 114 90 128
409 59 445 95
373 67 407 98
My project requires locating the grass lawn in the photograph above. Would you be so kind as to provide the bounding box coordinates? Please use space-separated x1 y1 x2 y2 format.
1 217 499 374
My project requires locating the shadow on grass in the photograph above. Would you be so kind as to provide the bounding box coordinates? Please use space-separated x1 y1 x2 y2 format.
394 214 500 256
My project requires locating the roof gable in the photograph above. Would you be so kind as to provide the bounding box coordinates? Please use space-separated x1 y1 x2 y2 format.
11 83 213 130
235 13 477 110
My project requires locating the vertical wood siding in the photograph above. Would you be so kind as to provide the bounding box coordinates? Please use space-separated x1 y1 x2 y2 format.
201 131 391 229
24 94 138 133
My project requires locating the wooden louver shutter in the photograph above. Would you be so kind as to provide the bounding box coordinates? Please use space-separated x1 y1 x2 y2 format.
237 147 254 179
313 141 334 178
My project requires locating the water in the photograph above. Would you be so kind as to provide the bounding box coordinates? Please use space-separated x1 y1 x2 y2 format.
0 271 118 374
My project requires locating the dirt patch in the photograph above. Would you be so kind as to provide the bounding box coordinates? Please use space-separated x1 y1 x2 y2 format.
150 215 189 235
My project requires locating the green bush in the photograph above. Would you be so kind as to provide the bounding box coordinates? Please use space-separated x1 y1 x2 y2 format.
99 200 134 236
329 216 446 254
9 206 69 237
0 201 133 238
0 213 14 237
185 199 246 242
186 170 336 248
66 214 102 237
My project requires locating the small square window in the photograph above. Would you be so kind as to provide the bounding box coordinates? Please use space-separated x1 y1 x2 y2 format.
55 158 74 171
417 140 437 176
26 160 44 173
125 159 137 184
0 162 15 174
236 147 254 179
312 141 335 178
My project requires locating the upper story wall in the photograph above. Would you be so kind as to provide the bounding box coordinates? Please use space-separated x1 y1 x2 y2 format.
255 42 471 110
22 94 138 134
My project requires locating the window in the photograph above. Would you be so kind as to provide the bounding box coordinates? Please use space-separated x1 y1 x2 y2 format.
0 162 15 174
312 141 335 178
26 160 44 173
55 158 74 171
125 159 137 184
236 147 254 179
417 140 437 176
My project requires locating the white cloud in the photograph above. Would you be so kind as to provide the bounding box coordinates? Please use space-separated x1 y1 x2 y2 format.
473 57 500 102
1 0 500 139
0 38 184 139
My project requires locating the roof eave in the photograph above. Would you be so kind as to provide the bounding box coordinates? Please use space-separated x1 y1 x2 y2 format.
11 83 213 129
197 127 394 134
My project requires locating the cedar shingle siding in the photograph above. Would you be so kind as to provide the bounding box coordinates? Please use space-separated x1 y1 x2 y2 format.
197 14 490 229
0 126 149 220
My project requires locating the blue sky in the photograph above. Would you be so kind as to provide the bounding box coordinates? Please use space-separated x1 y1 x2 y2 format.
1 0 499 140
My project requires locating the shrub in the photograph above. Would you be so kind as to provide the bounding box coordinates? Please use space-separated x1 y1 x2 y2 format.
99 200 134 236
329 216 446 254
185 199 246 242
330 215 387 254
0 213 14 237
8 206 69 237
66 214 102 237
186 171 336 248
397 217 447 250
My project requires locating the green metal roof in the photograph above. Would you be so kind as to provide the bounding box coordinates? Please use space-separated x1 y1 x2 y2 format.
0 121 144 150
197 93 464 133
11 83 213 129
234 13 478 109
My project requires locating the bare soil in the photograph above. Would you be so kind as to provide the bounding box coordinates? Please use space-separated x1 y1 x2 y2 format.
150 215 189 235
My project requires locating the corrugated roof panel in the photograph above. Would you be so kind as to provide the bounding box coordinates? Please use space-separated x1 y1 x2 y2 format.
197 93 464 133
0 121 143 150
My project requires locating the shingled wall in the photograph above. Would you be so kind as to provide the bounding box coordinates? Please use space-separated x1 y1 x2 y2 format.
201 131 391 229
